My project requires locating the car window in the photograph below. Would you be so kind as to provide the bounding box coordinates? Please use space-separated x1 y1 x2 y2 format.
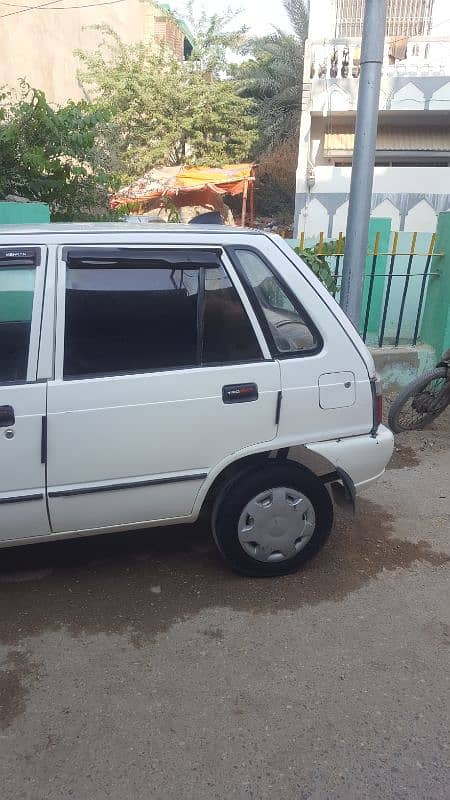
233 249 319 355
203 265 262 364
0 265 36 382
63 256 262 378
64 267 199 378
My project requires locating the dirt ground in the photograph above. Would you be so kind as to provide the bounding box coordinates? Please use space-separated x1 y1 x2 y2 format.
0 409 449 800
384 398 450 470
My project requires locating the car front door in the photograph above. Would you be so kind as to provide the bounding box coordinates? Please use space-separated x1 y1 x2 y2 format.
46 246 280 535
0 245 50 542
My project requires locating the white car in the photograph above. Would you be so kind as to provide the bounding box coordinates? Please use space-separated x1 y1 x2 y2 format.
0 224 393 576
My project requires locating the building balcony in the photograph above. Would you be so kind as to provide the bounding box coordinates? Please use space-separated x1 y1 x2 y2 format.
307 38 450 112
309 38 450 80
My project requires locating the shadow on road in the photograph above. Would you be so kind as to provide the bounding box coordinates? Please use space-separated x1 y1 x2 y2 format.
0 499 447 649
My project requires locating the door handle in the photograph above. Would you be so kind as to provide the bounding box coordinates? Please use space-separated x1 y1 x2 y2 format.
222 383 258 404
0 405 15 428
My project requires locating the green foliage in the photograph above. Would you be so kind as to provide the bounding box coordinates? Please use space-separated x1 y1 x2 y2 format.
180 1 248 77
0 83 114 218
236 0 308 152
0 3 307 221
295 240 340 294
161 196 181 223
77 27 257 180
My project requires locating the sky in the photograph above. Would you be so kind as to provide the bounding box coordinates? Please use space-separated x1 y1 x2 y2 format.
168 0 291 37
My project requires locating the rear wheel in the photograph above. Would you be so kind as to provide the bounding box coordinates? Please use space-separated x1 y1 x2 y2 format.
212 463 333 577
388 368 448 433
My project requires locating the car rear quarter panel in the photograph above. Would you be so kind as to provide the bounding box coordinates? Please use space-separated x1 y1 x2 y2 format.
248 235 375 443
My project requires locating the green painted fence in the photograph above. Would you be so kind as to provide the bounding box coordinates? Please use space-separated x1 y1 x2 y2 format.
288 212 449 357
421 211 450 358
0 202 50 225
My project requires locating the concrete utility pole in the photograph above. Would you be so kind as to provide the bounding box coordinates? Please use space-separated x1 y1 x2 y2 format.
340 0 387 327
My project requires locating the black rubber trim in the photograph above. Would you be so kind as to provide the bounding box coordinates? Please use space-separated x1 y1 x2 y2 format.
63 247 222 267
41 416 47 464
335 467 356 511
369 376 376 437
0 492 44 505
321 471 340 484
275 391 283 424
49 472 208 498
0 247 40 267
197 266 206 365
277 447 289 460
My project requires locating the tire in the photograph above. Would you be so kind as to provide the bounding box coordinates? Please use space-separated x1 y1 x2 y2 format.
388 367 448 433
211 462 333 577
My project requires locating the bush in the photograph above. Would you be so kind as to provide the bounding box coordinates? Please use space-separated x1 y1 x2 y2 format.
295 240 340 294
255 137 298 220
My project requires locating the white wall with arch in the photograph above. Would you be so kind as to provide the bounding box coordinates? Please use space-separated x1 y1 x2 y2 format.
300 199 329 236
390 82 425 109
331 201 349 237
404 200 437 232
371 200 401 230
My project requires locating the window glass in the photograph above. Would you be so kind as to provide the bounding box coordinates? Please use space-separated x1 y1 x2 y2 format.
0 268 35 382
203 265 262 364
64 267 199 378
234 250 319 355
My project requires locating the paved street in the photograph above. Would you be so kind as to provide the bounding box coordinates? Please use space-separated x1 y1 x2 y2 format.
1 412 449 800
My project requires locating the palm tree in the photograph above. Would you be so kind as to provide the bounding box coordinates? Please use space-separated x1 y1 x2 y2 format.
238 0 309 152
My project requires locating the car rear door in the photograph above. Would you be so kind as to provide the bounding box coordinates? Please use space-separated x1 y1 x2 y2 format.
0 245 51 542
46 245 281 535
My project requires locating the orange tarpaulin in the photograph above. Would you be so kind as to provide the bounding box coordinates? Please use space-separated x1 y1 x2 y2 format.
110 164 255 207
174 164 254 195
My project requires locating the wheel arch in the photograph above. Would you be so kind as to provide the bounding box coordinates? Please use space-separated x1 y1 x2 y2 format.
195 445 337 521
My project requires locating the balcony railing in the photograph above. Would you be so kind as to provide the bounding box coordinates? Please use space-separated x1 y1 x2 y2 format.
309 37 450 81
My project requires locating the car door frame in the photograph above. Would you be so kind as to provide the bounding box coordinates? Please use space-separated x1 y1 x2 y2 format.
0 242 51 543
52 243 273 378
44 240 278 536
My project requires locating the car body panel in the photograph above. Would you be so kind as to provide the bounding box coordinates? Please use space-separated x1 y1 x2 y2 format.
0 225 393 548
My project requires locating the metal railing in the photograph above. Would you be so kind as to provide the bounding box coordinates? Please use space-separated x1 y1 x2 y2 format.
296 231 443 347
308 36 450 80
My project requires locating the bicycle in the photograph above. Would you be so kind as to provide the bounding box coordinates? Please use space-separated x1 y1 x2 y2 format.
388 349 450 433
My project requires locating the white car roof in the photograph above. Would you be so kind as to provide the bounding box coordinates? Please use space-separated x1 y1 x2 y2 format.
0 222 263 238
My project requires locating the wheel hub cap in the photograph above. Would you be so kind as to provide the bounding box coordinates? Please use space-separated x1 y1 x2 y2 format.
237 487 316 564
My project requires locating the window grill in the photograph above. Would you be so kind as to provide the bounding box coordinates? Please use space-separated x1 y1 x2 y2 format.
335 0 434 38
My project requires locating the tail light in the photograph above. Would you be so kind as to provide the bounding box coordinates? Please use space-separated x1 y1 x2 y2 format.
371 374 383 435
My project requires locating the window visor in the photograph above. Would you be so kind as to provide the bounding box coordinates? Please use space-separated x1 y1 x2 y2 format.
63 248 222 269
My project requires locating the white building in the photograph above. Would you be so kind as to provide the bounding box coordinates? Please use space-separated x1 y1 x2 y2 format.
295 0 450 236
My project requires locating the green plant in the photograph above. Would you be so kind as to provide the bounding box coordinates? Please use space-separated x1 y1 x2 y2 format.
77 27 257 180
180 1 248 77
236 0 308 152
0 83 115 218
295 240 340 294
161 196 181 223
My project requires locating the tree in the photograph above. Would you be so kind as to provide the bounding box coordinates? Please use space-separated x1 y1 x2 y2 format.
180 1 248 76
77 28 256 179
0 84 113 218
237 0 309 152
